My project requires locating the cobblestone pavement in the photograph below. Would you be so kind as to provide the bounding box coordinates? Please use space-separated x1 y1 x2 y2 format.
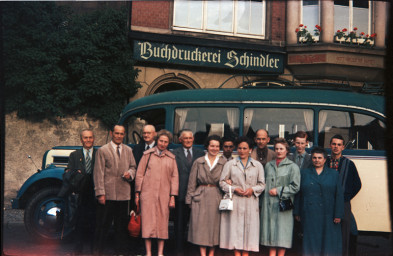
3 208 393 256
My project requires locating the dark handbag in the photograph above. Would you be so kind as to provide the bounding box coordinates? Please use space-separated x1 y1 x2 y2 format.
279 186 294 212
128 210 141 237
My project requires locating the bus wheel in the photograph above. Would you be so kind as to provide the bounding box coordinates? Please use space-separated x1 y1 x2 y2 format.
24 186 72 241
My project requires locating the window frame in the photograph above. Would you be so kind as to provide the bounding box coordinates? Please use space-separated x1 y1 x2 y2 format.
172 0 267 39
333 0 373 35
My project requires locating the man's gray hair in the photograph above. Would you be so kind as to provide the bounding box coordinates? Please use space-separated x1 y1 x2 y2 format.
179 129 194 138
80 128 94 139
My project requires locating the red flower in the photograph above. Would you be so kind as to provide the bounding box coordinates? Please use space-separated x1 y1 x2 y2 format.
370 33 377 38
295 28 299 33
360 32 365 36
299 24 304 27
354 27 358 31
305 26 307 28
337 30 341 33
366 34 369 37
342 28 347 32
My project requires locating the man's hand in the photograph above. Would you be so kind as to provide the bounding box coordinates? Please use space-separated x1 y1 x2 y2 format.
97 195 105 205
169 196 175 209
334 218 341 224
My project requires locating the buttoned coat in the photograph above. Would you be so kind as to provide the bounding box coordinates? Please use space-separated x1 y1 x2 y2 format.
219 157 265 252
135 147 179 239
173 146 205 201
260 157 301 248
93 143 136 200
293 167 344 256
186 155 227 247
251 147 276 167
288 152 312 170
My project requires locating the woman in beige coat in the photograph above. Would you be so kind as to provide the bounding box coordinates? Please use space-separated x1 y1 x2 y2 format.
135 130 179 256
186 135 227 256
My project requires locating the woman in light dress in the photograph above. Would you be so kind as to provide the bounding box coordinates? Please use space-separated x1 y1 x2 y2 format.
219 136 265 256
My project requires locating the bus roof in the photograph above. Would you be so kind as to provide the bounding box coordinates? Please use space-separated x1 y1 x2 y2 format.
121 87 385 118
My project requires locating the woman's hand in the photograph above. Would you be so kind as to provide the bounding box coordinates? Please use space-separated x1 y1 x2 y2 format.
333 218 341 224
269 188 278 196
295 216 301 222
226 179 232 185
169 196 175 209
97 195 105 205
242 188 254 197
234 188 244 196
135 193 140 212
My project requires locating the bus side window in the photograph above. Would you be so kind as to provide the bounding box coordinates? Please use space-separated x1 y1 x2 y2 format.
318 110 385 150
124 108 166 145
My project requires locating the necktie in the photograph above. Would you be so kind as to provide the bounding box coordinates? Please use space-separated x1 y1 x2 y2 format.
85 150 92 174
117 146 121 158
187 149 192 163
297 155 302 167
145 144 149 151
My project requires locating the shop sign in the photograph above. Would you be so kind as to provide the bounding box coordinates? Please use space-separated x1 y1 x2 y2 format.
134 40 283 73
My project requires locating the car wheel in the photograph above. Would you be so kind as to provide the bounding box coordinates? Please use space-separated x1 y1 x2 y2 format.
24 186 73 241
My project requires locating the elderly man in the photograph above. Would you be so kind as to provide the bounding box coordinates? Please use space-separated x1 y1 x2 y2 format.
251 129 276 167
133 124 157 166
326 134 361 256
172 129 205 255
93 124 137 255
59 128 97 255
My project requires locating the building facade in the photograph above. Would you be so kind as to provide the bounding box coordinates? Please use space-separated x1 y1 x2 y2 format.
128 0 389 100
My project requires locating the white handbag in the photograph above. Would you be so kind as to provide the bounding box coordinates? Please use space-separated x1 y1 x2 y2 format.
219 185 233 211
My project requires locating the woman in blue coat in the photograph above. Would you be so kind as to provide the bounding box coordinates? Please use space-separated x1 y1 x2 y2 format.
294 147 344 256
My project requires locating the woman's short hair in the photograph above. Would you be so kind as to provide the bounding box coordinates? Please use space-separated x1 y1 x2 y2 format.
273 137 290 154
235 136 253 148
204 135 222 149
156 129 173 143
311 146 327 159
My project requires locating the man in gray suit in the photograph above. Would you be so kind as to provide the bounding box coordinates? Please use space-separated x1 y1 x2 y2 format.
172 129 205 255
93 124 137 255
288 131 312 169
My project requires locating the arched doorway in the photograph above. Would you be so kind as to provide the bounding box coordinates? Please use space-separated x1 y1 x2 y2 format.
145 73 201 96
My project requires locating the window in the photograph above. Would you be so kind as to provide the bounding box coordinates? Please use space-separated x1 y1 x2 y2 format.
334 0 372 35
302 0 320 29
125 108 166 144
318 110 385 150
173 0 266 38
174 107 239 145
243 108 314 146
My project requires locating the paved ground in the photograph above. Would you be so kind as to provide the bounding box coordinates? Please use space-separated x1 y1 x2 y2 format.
3 208 393 256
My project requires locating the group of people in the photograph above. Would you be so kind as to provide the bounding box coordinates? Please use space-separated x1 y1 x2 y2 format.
60 125 361 256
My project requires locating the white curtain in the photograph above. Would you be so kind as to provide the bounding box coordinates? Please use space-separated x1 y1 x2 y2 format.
303 110 314 131
174 108 189 135
243 109 254 135
318 110 328 132
226 109 239 131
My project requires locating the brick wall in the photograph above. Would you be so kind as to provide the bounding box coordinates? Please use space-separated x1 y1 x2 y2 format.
271 1 286 41
131 1 171 29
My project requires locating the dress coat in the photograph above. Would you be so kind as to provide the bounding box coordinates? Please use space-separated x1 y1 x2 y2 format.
135 147 179 239
219 157 265 252
294 167 344 256
288 151 312 170
186 155 227 247
172 146 205 202
93 143 136 200
260 157 301 248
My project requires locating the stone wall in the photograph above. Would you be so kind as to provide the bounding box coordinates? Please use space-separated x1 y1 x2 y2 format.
4 112 109 207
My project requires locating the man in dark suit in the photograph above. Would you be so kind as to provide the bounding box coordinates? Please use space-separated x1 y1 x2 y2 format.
172 129 205 255
288 131 312 169
132 124 157 165
65 128 97 255
326 134 361 256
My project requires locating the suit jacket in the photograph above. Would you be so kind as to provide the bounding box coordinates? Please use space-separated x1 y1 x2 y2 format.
58 148 97 197
93 143 137 201
288 151 312 170
172 146 205 201
133 141 156 166
250 147 276 167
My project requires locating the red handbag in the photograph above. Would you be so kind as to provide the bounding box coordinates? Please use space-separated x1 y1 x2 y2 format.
128 210 141 237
